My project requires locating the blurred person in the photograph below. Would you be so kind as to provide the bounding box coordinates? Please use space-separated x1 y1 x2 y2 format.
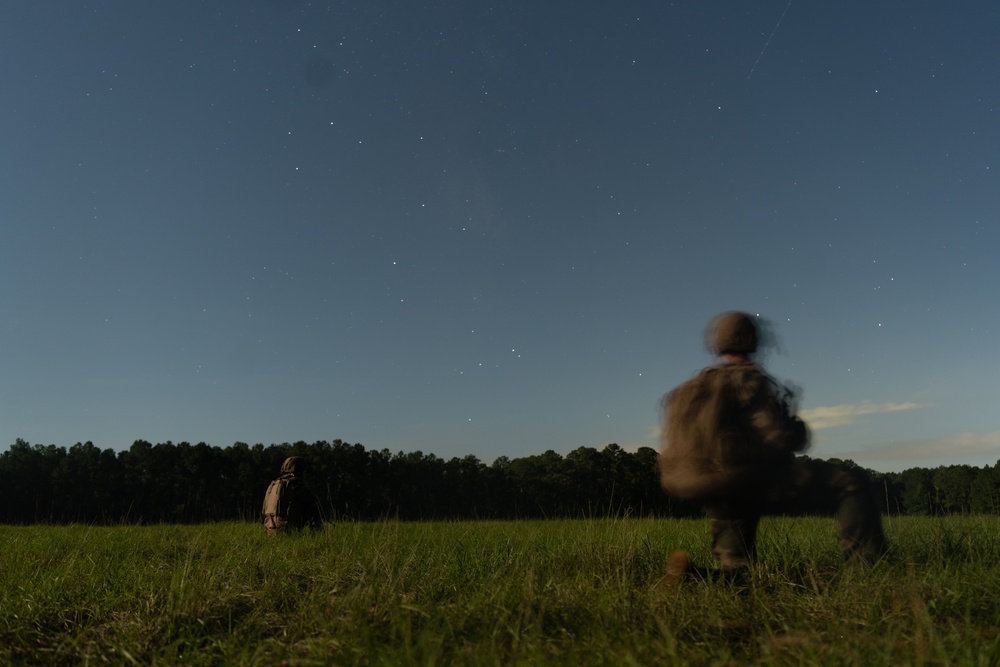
657 312 886 583
261 456 323 534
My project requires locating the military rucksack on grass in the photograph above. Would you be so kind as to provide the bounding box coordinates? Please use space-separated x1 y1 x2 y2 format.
261 476 291 525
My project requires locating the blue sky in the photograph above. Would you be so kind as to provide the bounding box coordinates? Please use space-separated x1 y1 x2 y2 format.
2 1 998 472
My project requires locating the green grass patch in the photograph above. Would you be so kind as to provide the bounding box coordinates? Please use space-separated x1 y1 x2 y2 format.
1 516 999 665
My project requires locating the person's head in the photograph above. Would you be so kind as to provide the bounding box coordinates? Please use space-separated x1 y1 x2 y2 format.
280 456 309 476
705 311 759 358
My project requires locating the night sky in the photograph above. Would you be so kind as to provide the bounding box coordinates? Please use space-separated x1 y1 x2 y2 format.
3 1 998 472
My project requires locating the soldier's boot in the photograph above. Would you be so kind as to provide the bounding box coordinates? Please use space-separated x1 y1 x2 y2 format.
662 550 692 586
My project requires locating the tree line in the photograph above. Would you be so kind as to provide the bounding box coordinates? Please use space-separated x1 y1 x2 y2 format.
1 438 999 524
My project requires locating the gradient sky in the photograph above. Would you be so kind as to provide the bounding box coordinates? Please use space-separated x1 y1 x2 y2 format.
3 1 998 472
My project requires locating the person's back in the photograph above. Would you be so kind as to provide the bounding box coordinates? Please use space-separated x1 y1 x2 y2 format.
660 358 808 500
261 456 322 534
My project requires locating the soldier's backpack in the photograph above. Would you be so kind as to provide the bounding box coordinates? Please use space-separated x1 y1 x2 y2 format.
261 476 291 528
659 364 805 501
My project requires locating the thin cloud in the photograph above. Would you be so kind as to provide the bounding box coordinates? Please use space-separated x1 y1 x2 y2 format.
800 401 923 430
841 431 1000 463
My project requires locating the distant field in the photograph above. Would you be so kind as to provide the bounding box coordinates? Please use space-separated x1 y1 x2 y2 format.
2 516 999 665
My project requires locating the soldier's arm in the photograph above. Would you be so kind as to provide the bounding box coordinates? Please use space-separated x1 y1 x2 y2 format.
749 378 810 454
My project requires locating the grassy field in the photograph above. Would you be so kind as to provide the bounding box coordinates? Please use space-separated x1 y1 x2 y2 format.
2 516 999 666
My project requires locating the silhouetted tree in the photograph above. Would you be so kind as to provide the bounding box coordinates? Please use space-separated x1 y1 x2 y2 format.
969 463 1000 514
932 465 976 514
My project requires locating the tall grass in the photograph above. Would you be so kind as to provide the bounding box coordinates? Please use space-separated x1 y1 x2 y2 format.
1 516 999 665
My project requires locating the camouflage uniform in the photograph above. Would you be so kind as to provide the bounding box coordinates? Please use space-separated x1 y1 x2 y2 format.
261 456 323 535
659 312 885 570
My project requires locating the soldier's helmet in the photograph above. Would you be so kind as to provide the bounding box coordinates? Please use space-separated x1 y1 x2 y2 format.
280 456 310 475
706 311 759 355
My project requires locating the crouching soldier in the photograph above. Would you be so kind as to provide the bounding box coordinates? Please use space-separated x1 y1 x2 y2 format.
658 312 886 583
261 456 323 535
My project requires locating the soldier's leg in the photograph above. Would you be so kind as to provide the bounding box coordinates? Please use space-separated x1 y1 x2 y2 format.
774 460 887 563
705 502 761 570
659 502 759 586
